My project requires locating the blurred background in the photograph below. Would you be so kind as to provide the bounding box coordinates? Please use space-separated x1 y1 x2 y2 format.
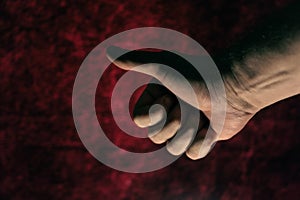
1 0 299 199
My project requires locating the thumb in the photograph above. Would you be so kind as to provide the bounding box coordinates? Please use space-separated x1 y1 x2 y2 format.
106 46 208 110
106 46 165 78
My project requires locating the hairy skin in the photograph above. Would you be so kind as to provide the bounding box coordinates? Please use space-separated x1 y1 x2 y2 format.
107 2 300 160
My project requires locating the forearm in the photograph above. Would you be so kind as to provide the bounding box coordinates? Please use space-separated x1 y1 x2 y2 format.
222 1 300 112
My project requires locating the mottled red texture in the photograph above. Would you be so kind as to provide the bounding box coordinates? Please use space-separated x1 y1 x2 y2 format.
1 0 299 199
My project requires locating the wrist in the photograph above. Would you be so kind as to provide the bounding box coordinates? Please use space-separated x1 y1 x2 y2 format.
222 67 262 114
213 53 262 114
226 49 300 112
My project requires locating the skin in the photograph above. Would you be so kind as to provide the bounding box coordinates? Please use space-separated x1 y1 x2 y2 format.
106 2 300 160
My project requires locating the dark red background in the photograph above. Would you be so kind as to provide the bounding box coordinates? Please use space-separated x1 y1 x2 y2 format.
1 0 300 199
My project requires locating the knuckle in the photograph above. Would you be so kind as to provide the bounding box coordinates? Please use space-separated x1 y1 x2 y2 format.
149 135 165 144
170 118 181 128
133 116 148 128
218 130 236 140
186 149 201 160
166 144 183 156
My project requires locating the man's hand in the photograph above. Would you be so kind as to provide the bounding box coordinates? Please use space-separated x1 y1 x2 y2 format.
107 47 257 159
107 2 300 160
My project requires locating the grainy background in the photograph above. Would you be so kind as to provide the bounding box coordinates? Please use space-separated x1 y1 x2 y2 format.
1 0 299 199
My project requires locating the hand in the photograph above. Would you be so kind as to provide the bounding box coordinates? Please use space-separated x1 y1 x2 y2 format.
107 46 258 160
106 2 300 160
